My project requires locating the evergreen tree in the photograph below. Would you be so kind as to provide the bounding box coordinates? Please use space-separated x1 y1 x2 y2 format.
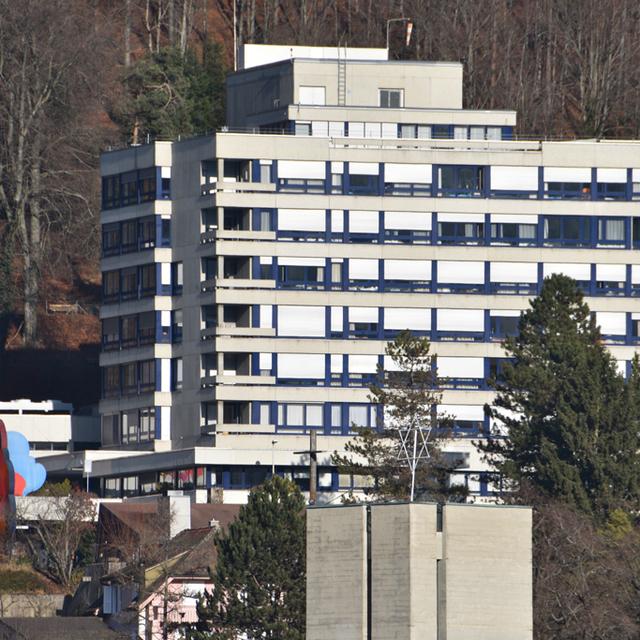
190 476 305 640
333 331 466 502
482 274 640 518
111 41 226 144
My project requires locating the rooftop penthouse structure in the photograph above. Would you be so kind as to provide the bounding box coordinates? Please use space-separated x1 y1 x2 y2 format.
43 44 640 502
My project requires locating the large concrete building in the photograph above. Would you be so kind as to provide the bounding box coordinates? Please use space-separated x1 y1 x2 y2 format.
306 502 533 640
41 43 640 501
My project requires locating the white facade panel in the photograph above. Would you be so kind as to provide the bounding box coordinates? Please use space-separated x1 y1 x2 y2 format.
331 209 344 232
349 162 379 175
437 357 485 379
278 354 324 378
384 308 430 330
596 312 626 335
349 259 379 279
385 260 431 280
595 264 626 281
384 163 432 183
278 257 325 267
490 262 538 283
349 307 378 323
544 167 591 182
438 261 484 284
330 307 343 332
259 305 272 328
330 354 343 373
543 263 591 280
278 160 325 179
278 306 325 337
597 168 627 182
437 309 484 332
349 210 379 233
349 355 379 373
489 309 521 317
491 166 539 191
439 404 485 421
438 213 485 223
381 123 397 138
385 211 431 231
278 209 326 232
259 353 272 370
311 121 329 137
491 214 538 224
331 162 344 173
299 86 326 105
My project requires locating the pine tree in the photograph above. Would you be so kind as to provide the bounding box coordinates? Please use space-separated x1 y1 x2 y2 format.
333 331 466 502
190 476 306 640
482 274 640 518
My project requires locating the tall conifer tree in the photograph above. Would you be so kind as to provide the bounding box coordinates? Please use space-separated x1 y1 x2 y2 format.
482 274 640 518
190 476 305 640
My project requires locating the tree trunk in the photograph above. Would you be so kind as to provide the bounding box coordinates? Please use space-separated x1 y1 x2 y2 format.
124 0 132 66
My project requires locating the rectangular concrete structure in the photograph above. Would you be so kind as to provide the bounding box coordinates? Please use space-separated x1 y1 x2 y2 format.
307 503 532 640
371 503 438 640
306 505 367 640
443 504 533 640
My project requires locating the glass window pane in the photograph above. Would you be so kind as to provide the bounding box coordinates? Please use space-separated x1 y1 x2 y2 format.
287 404 304 425
306 405 323 426
349 405 368 427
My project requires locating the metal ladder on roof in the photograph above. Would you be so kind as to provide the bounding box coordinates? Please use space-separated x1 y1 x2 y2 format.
337 45 346 106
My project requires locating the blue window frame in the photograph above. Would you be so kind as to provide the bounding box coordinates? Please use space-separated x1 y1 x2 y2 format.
278 264 325 289
347 404 378 430
490 222 537 246
431 125 452 139
438 221 484 245
383 229 430 244
543 216 591 247
595 277 626 297
102 168 169 210
438 165 485 197
348 321 379 339
597 217 625 246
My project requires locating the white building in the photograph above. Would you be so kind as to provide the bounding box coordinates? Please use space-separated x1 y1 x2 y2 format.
42 44 640 501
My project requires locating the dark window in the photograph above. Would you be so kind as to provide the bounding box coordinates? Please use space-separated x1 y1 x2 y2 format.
432 125 451 139
139 217 156 250
139 360 155 392
490 222 537 246
439 166 484 196
102 318 120 350
121 172 138 206
543 216 591 247
122 363 137 394
171 358 183 391
172 309 183 343
379 89 402 108
348 174 378 195
139 168 156 202
490 315 520 339
121 221 137 253
140 265 156 296
121 267 138 300
278 265 324 288
103 366 120 399
597 182 626 200
138 312 155 345
161 219 171 246
172 262 183 294
102 224 120 256
103 271 120 302
438 221 483 244
545 181 591 199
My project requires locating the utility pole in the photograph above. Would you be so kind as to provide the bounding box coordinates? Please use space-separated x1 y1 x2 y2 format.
294 430 324 504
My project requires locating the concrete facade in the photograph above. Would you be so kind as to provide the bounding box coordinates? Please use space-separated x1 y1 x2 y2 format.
307 503 532 640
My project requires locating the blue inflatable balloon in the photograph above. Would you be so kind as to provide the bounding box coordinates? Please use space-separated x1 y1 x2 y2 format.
7 432 47 496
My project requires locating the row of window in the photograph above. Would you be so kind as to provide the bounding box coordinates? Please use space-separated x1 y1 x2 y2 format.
102 216 171 257
102 167 171 210
103 262 183 303
292 120 509 142
102 358 182 399
245 258 640 297
247 210 640 249
101 408 156 445
101 310 182 350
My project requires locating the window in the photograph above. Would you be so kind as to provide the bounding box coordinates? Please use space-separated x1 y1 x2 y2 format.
102 224 120 257
138 312 155 345
171 358 183 391
543 216 591 247
432 125 451 139
278 263 325 289
103 271 120 303
139 360 155 392
102 318 119 350
122 363 137 394
348 173 378 195
379 89 403 108
597 218 625 245
121 315 137 347
171 262 183 294
544 168 591 199
139 167 156 202
172 310 183 343
138 217 156 249
120 267 137 300
294 121 311 136
103 366 120 399
121 172 138 206
490 221 537 246
140 264 156 296
348 404 377 429
160 218 171 246
277 403 323 430
439 165 484 196
490 314 520 339
438 221 484 245
121 409 139 444
139 408 155 441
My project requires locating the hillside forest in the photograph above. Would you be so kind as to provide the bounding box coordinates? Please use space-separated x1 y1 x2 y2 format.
1 0 640 402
